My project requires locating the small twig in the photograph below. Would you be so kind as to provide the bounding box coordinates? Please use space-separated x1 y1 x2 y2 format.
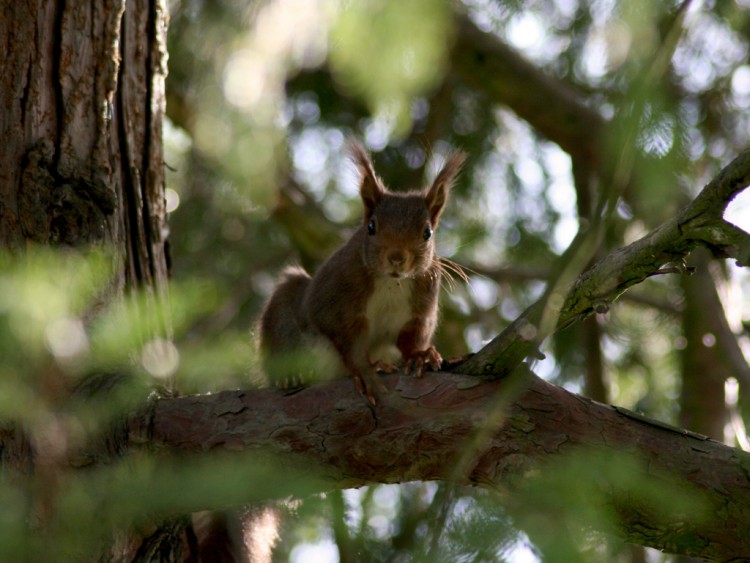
648 265 696 277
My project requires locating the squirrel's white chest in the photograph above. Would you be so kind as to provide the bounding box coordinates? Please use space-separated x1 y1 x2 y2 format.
365 277 413 358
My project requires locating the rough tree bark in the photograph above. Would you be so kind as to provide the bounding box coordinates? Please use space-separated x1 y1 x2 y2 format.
0 0 172 558
0 0 169 291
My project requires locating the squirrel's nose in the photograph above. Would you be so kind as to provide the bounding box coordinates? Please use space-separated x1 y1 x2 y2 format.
387 250 406 267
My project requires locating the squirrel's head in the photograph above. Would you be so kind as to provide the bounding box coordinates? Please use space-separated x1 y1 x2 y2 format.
349 141 465 279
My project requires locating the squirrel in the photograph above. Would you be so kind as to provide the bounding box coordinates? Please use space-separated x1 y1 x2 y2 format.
258 141 466 404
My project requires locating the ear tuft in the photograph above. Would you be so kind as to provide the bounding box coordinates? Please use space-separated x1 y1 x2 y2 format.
349 139 385 217
425 150 466 226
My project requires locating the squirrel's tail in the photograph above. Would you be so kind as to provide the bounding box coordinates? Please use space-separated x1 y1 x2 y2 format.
257 266 312 388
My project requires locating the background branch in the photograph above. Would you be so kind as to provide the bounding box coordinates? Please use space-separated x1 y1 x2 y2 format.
459 149 750 376
451 15 604 169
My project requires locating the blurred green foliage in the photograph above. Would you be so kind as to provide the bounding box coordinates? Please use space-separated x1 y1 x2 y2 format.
0 250 315 560
329 0 453 134
513 449 706 563
3 0 750 560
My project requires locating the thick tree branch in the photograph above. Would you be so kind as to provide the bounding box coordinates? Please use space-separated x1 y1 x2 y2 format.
459 149 750 376
128 370 750 561
473 264 682 314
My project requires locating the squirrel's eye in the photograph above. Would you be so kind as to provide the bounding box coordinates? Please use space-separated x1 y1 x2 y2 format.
423 225 433 241
367 218 376 236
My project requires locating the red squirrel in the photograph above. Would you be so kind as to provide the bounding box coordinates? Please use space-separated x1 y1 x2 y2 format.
259 141 465 404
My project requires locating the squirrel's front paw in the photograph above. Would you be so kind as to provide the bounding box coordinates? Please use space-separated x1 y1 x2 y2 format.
405 347 442 377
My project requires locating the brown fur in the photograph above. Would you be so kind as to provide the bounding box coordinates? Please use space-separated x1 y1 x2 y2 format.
259 141 465 402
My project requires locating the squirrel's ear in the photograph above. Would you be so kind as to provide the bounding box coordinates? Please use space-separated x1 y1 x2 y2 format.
425 151 466 226
349 140 385 217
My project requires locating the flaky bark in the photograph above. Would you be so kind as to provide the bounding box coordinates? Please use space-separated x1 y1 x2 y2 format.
129 369 750 561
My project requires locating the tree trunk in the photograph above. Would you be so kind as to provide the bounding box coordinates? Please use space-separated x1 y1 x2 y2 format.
0 0 169 293
680 250 730 441
0 0 172 558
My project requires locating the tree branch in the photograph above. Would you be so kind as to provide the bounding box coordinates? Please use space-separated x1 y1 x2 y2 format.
459 148 750 376
451 15 605 169
128 370 750 561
